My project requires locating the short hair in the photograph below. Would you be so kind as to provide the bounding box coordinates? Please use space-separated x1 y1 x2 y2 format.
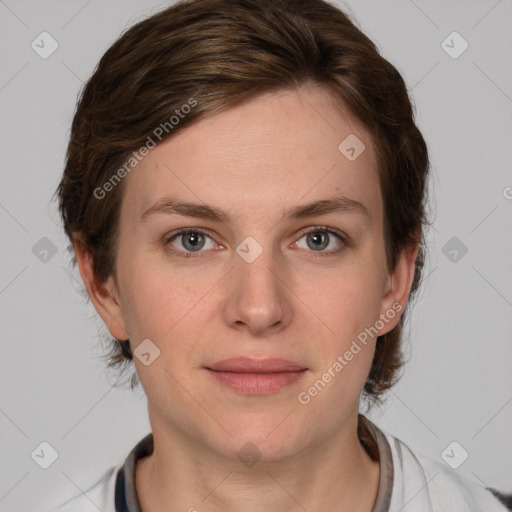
56 0 430 405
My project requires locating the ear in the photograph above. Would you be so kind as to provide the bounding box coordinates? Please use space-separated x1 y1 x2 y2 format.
74 240 129 340
377 240 420 336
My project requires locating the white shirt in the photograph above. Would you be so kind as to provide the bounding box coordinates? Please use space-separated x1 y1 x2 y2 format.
48 415 510 512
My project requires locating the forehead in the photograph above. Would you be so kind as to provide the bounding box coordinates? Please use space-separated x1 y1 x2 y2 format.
121 85 381 224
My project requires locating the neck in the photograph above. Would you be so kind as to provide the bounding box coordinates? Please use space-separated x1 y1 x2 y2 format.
136 412 380 512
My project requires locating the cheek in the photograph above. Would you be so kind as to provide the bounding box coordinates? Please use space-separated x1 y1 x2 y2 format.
298 264 384 401
119 262 207 393
299 278 380 412
117 257 193 342
306 266 383 340
117 256 227 378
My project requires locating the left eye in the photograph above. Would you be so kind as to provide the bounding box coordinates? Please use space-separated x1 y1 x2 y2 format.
294 229 345 253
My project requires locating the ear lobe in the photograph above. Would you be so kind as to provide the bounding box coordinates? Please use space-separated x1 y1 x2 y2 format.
378 240 420 335
73 240 129 341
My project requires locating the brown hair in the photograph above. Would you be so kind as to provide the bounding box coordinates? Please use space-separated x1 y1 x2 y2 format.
56 0 430 404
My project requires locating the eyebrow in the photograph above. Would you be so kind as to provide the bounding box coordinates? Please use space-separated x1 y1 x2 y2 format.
140 195 369 224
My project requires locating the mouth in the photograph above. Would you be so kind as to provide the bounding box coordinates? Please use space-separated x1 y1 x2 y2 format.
204 357 308 394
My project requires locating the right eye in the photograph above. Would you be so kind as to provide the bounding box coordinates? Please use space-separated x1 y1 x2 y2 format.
165 229 221 258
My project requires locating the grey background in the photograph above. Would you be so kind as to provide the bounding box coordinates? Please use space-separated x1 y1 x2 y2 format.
0 0 511 509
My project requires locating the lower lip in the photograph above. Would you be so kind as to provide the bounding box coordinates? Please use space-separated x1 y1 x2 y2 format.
206 369 307 394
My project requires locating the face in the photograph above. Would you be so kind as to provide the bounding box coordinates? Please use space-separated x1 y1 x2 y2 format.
89 85 414 463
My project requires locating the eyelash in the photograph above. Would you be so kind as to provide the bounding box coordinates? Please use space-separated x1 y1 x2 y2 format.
164 227 349 259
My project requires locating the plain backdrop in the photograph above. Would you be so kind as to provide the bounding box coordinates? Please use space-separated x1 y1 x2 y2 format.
0 0 511 510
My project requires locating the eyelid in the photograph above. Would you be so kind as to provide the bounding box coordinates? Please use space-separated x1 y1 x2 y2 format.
300 225 348 241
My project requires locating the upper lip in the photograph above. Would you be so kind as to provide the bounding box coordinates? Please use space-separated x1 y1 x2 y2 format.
206 357 307 373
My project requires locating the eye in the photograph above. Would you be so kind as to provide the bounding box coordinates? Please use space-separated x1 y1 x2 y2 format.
165 226 348 259
293 227 347 255
166 229 219 257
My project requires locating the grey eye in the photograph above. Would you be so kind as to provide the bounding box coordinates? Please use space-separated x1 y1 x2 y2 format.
295 230 343 252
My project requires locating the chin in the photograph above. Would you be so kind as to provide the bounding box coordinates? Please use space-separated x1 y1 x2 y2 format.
208 417 311 465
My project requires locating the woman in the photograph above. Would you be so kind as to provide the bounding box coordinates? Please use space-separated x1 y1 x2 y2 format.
53 0 510 510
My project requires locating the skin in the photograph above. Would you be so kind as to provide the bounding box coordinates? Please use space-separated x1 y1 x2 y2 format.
76 85 419 512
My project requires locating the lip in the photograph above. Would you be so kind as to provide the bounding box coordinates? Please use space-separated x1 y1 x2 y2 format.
206 357 307 373
204 358 307 394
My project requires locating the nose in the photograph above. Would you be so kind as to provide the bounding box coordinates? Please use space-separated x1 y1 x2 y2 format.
222 243 293 336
